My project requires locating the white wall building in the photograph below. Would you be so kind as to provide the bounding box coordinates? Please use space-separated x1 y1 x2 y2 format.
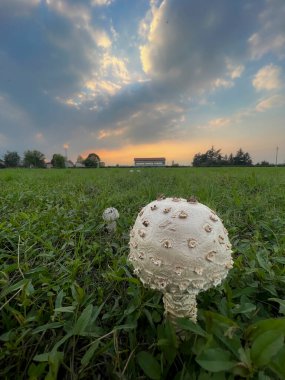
134 157 166 167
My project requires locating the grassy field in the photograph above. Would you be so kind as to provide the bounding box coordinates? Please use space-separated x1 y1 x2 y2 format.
1 167 285 379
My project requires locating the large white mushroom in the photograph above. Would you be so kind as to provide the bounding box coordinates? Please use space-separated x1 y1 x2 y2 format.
102 207 120 233
128 196 233 324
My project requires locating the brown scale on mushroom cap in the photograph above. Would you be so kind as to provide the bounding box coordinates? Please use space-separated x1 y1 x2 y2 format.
210 214 219 222
138 229 146 238
178 211 188 219
188 239 198 248
204 224 213 233
162 239 173 248
187 195 198 203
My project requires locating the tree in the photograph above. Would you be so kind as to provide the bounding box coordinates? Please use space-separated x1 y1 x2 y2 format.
192 146 224 167
76 155 84 164
233 148 252 166
259 160 271 166
192 147 253 167
4 151 20 167
51 153 66 168
23 150 46 168
228 153 234 165
84 153 100 168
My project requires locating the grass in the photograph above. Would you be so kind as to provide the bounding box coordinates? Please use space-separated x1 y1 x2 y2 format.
1 167 285 379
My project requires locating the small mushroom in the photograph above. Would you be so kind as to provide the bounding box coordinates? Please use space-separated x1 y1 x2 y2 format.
102 207 119 233
128 197 232 328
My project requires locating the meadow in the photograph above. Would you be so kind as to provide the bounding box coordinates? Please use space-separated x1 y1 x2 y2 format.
1 167 285 379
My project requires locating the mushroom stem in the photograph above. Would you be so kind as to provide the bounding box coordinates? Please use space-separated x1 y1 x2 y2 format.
106 220 117 233
163 291 198 324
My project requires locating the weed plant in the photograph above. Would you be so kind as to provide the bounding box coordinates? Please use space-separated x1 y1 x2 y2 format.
1 167 285 379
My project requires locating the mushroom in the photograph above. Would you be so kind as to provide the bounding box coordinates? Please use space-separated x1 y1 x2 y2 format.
128 197 233 325
102 207 120 233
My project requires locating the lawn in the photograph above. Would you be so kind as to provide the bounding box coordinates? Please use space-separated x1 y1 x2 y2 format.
1 167 285 379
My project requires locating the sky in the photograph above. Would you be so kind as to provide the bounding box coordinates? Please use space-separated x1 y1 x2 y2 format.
0 0 284 166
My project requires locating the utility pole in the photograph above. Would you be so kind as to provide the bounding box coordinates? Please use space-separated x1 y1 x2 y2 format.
275 146 279 167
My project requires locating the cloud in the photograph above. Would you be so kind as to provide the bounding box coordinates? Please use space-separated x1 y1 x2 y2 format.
0 0 40 18
91 0 113 6
210 62 245 90
256 94 285 112
91 30 112 48
0 93 32 128
46 0 112 48
208 118 231 128
198 117 231 130
0 93 44 149
227 63 244 79
97 127 126 140
101 54 131 83
50 0 280 151
139 0 257 95
0 0 118 140
248 0 285 59
249 33 285 60
212 78 234 90
91 101 186 149
252 64 282 91
0 133 8 148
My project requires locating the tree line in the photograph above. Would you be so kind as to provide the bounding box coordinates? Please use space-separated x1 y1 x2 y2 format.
192 147 253 167
0 147 281 168
1 150 101 168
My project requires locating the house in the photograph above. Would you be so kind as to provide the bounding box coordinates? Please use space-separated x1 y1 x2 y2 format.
134 157 166 167
65 160 74 168
75 162 85 168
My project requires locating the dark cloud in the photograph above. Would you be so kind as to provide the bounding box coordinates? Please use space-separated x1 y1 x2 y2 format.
0 0 100 130
140 0 261 91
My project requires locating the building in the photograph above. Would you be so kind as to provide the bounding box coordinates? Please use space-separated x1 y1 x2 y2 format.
75 162 85 168
65 160 75 168
134 157 166 167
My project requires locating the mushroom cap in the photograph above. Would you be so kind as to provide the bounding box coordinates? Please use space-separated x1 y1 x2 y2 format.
102 207 120 222
128 197 233 294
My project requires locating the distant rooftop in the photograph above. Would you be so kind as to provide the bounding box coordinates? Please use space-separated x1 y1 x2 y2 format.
134 157 166 161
